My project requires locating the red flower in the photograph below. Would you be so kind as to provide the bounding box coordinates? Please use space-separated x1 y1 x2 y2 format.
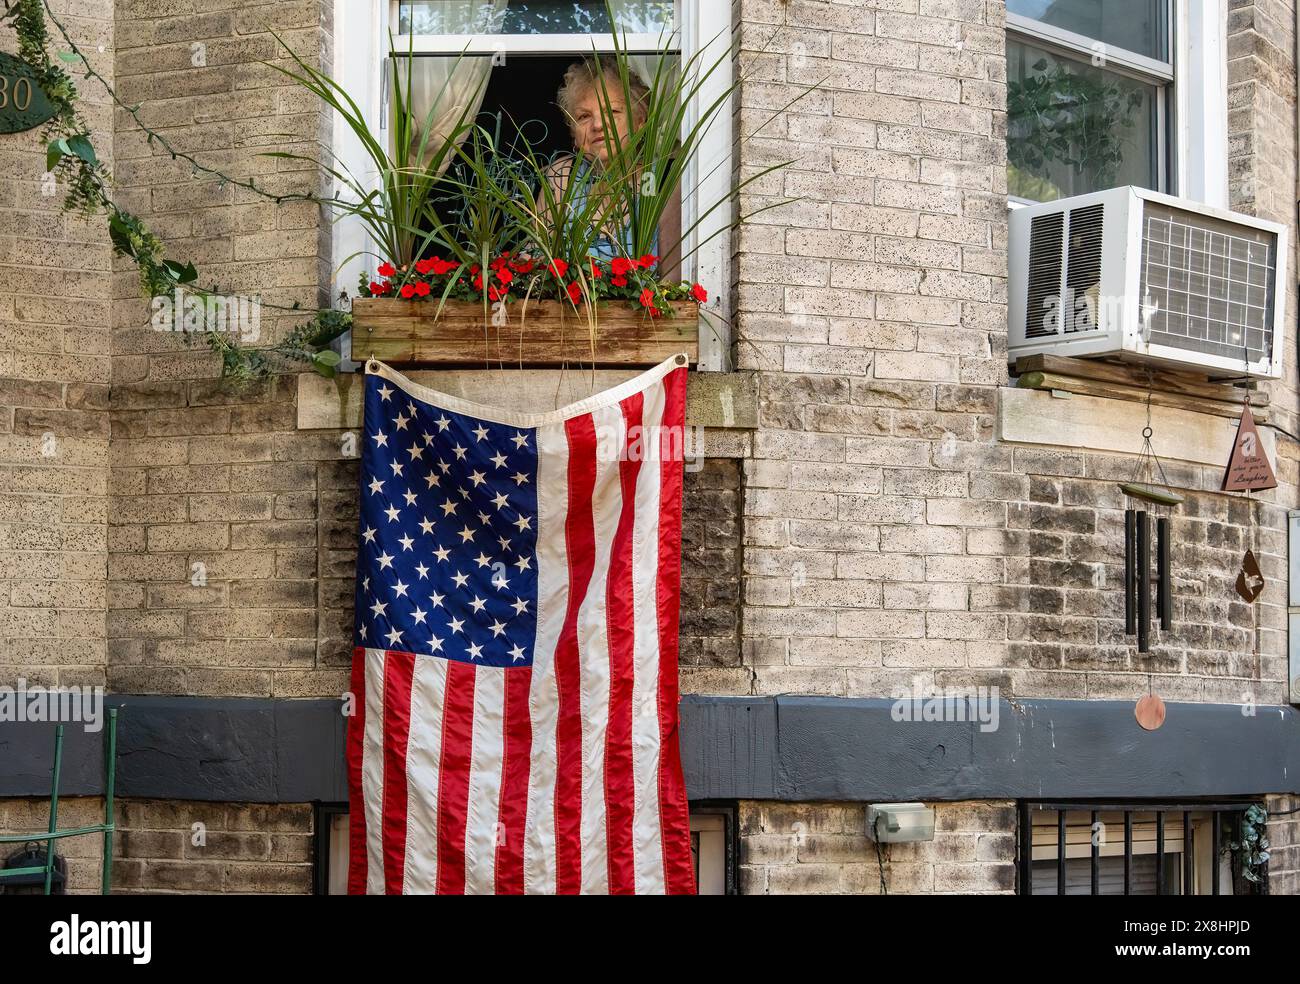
414 258 434 275
378 262 396 278
414 281 431 298
511 257 534 274
549 258 569 279
611 257 633 277
488 285 506 302
611 275 628 288
430 257 457 276
691 283 708 303
368 281 386 296
399 283 416 299
639 287 656 309
566 281 584 305
496 267 514 285
589 260 603 279
473 274 484 291
470 264 481 275
638 254 657 270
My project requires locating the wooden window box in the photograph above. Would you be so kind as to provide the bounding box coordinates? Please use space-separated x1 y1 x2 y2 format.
352 298 700 368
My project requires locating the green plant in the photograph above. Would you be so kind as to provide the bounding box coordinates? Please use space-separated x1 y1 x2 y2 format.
1007 57 1145 192
1224 804 1271 886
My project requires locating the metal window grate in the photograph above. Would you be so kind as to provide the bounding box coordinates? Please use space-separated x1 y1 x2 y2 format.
1018 801 1252 896
1140 202 1277 364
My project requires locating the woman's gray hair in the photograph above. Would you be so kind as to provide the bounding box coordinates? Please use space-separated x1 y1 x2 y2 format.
556 56 650 134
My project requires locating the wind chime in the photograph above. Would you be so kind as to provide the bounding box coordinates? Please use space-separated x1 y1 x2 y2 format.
1119 415 1182 656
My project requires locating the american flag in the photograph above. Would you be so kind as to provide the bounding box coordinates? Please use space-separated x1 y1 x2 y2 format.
346 355 695 894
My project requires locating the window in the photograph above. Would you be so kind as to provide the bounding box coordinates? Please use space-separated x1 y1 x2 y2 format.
1006 1 1172 203
1018 802 1250 895
314 804 734 894
332 1 735 370
1006 2 1230 208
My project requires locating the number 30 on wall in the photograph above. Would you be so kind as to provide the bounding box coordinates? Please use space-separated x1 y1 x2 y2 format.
0 52 58 134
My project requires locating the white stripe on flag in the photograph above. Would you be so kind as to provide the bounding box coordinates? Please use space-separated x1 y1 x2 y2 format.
361 647 387 895
577 404 626 894
630 381 668 893
402 654 448 894
463 666 507 894
524 421 568 894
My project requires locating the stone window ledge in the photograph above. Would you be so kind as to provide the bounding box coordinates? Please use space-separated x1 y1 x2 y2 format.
296 369 757 458
999 386 1272 468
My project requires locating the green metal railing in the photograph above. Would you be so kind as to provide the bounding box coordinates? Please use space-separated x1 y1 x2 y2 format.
0 707 118 895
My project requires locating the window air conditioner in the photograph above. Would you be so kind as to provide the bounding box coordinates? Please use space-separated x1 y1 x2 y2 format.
1008 186 1287 379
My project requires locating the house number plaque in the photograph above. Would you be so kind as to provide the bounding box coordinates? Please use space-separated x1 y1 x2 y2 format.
0 53 57 134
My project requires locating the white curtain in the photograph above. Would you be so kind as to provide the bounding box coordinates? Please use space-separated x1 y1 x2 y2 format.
402 0 509 170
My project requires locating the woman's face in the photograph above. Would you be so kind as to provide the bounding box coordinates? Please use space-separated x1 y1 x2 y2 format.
570 84 631 165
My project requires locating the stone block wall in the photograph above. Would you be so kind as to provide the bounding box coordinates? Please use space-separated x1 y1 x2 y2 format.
0 0 114 693
738 799 1017 894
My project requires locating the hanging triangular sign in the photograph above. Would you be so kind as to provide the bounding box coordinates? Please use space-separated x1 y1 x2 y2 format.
1221 405 1277 492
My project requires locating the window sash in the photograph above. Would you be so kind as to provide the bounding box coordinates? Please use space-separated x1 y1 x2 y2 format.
1005 31 1171 201
388 33 680 55
1006 10 1174 82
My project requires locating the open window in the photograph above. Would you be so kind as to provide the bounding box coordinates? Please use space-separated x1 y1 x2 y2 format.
332 1 734 371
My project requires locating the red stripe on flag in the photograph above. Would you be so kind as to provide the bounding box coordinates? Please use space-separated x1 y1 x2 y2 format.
604 393 643 894
654 370 695 894
494 665 533 894
555 413 597 894
380 649 416 895
435 659 477 895
346 646 368 895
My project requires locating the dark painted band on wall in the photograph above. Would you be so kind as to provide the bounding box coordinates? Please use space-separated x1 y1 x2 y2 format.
1 694 1297 803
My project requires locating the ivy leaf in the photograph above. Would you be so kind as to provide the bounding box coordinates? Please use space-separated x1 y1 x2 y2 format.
65 134 98 166
46 138 68 172
312 349 341 378
162 259 198 285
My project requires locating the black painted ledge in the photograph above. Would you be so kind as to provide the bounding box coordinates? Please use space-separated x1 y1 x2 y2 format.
2 694 1298 803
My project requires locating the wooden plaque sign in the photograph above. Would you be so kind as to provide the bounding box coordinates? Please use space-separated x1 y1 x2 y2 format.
0 53 57 134
1221 405 1278 492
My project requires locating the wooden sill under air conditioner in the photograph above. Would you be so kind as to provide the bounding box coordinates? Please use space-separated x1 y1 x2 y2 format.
1012 354 1270 422
352 298 700 369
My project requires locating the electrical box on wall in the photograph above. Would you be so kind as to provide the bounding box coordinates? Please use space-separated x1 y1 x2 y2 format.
866 803 935 844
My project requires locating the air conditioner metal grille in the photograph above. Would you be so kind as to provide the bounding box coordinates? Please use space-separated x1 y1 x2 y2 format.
1025 212 1064 339
1140 201 1277 366
1064 204 1105 331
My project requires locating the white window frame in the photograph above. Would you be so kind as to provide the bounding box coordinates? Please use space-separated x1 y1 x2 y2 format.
332 0 734 372
1005 0 1227 209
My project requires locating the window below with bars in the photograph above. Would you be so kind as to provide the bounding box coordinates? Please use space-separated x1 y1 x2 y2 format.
1018 802 1257 896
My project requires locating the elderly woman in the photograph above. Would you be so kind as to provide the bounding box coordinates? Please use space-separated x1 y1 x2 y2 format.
543 57 682 282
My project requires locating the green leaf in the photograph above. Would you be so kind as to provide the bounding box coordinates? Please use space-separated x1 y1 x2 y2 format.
312 349 341 378
162 259 198 284
46 138 67 173
65 133 98 166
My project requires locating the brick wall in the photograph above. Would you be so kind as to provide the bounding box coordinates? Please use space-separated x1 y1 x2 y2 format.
0 798 314 895
108 0 339 697
726 0 1300 704
0 0 113 694
738 800 1016 894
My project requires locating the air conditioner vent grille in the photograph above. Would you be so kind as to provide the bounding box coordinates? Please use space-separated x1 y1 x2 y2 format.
1064 204 1105 332
1140 201 1277 366
1025 211 1064 339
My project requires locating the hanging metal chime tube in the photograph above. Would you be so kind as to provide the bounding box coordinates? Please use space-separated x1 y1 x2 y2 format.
1124 509 1137 636
1156 517 1172 631
1136 510 1151 653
